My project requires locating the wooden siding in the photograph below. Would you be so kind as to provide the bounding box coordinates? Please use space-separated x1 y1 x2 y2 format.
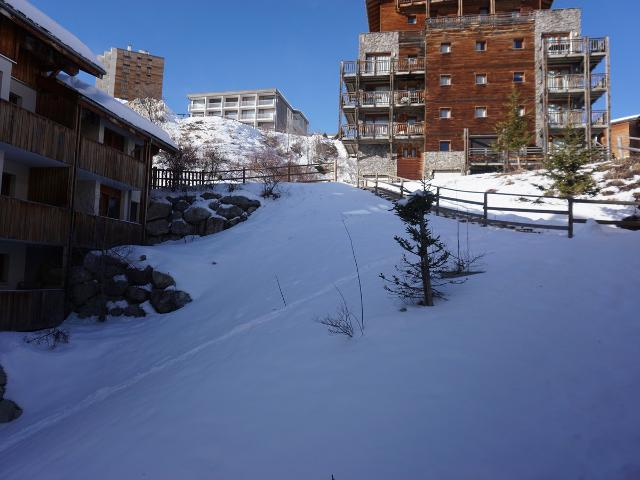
79 138 146 189
28 167 70 207
380 2 426 32
0 289 65 331
0 196 71 244
111 48 165 101
424 22 536 151
611 119 640 159
0 99 77 164
73 212 143 249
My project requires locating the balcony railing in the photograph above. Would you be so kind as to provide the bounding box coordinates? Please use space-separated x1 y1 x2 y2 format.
547 73 608 92
426 11 534 30
0 195 70 245
394 90 425 105
362 91 391 107
79 138 146 189
342 57 425 77
0 289 65 332
0 99 76 164
547 110 608 128
73 212 144 249
342 90 425 108
341 122 424 140
545 37 607 57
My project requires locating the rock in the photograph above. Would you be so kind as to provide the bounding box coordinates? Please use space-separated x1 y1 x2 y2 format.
227 217 242 228
247 206 258 215
77 295 107 319
150 290 192 314
69 266 93 286
152 271 175 290
104 279 129 297
0 366 6 388
83 251 104 274
221 196 261 211
216 204 244 220
0 399 22 423
620 215 640 231
179 195 196 204
170 211 183 221
125 286 149 304
174 200 190 212
183 206 212 225
146 219 170 236
124 305 146 318
147 201 172 221
171 219 194 236
102 263 126 279
146 236 164 246
126 266 153 285
0 385 4 400
208 200 220 210
71 282 97 305
201 192 221 200
202 216 225 236
110 307 124 317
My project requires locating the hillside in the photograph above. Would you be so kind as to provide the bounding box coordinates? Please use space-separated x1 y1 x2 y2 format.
1 183 639 479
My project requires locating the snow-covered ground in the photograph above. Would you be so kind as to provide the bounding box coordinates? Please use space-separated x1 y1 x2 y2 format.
1 182 639 479
391 168 640 228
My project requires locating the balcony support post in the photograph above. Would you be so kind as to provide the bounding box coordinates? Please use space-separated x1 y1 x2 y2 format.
490 0 496 14
426 0 431 18
584 38 592 147
605 36 612 155
458 0 463 16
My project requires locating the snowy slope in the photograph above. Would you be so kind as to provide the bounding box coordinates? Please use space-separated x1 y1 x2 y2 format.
1 183 639 479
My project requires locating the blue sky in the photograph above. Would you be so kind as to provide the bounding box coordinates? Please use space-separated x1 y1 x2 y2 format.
33 0 639 133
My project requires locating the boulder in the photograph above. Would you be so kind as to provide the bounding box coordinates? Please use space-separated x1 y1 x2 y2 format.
183 206 212 225
109 307 125 317
83 251 105 274
0 399 22 423
226 217 242 228
69 266 93 286
124 305 146 318
126 266 153 286
202 216 225 236
247 206 258 215
71 282 97 306
174 200 191 212
152 271 175 290
171 219 194 236
77 295 107 319
216 204 244 220
0 366 6 388
170 211 183 221
208 200 220 210
104 279 129 297
147 201 172 221
150 290 192 314
221 196 261 211
620 215 640 231
201 192 221 200
125 286 149 304
146 219 170 237
179 195 197 204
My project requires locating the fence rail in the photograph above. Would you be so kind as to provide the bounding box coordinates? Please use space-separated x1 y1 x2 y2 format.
151 163 334 190
0 289 66 332
358 174 640 238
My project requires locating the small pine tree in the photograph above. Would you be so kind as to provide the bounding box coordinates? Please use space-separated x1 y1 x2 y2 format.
494 87 533 171
543 128 598 197
380 184 451 307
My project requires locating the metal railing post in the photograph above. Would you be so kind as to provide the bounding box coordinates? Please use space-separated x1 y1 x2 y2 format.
400 179 404 199
242 167 246 184
375 174 379 196
483 192 489 226
568 197 574 238
436 187 441 216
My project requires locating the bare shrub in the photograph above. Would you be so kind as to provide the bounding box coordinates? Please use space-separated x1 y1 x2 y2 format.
316 288 356 338
24 328 70 350
156 133 200 176
248 150 287 198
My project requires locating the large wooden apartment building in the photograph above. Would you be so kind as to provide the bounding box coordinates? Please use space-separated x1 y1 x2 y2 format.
339 0 611 179
0 0 177 331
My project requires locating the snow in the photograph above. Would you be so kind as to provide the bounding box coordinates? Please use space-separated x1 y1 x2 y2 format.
0 182 639 479
57 74 177 149
611 114 640 124
1 0 103 73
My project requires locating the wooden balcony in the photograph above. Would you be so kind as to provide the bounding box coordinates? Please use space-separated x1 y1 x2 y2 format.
79 138 146 189
547 74 608 93
341 122 425 141
545 38 607 58
73 212 143 249
0 195 71 245
341 57 425 78
426 11 535 29
342 90 425 109
547 110 608 129
0 289 66 331
0 99 76 164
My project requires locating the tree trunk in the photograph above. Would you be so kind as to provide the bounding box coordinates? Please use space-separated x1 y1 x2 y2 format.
419 219 434 307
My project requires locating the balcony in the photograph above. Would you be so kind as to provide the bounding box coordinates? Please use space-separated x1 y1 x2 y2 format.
342 90 425 109
0 195 71 245
546 73 608 93
79 138 147 189
341 122 424 140
73 212 144 249
547 110 608 129
0 99 76 165
393 122 424 138
545 38 607 58
394 90 425 106
342 57 425 78
0 289 65 331
426 11 534 30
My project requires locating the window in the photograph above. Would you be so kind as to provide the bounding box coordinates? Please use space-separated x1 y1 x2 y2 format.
9 92 22 107
479 7 489 15
518 106 526 117
0 253 8 284
475 73 487 85
1 173 16 197
476 41 487 52
439 108 452 119
513 72 525 83
439 141 451 152
99 185 121 220
407 15 417 24
440 74 452 86
225 111 238 119
440 43 451 54
475 106 488 118
513 38 524 49
208 98 222 106
129 201 139 223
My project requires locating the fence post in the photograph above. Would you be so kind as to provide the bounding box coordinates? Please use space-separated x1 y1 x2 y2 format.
242 167 246 184
483 192 489 226
436 187 440 216
400 179 404 199
375 174 379 196
568 197 574 239
334 158 338 182
288 164 292 182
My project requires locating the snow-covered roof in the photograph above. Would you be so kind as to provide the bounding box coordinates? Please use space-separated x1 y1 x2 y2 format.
58 74 177 150
0 0 105 75
612 114 640 124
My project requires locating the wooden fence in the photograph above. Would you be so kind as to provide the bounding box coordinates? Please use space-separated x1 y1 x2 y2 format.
359 174 640 238
0 289 66 332
151 163 334 190
616 136 640 158
80 138 147 190
0 195 71 245
73 212 144 249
